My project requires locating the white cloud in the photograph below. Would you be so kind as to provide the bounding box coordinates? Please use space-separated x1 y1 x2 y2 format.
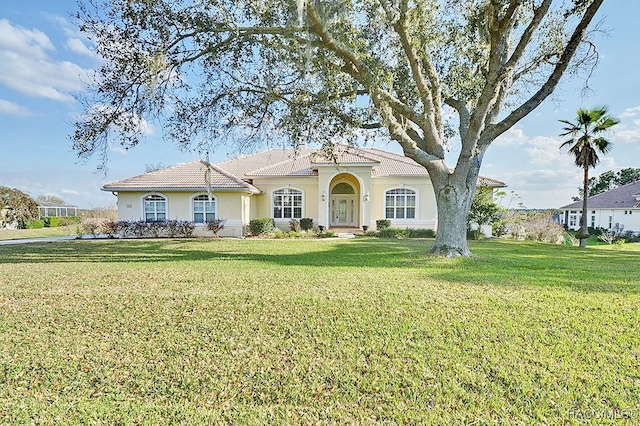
494 127 528 147
66 38 99 59
0 19 92 103
45 14 82 38
61 189 80 195
0 99 31 116
619 106 640 119
524 135 577 167
0 19 54 57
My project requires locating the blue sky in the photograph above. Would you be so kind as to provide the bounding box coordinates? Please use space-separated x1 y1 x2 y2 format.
0 1 638 209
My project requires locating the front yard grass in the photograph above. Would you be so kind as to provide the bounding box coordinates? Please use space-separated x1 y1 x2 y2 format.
0 238 638 424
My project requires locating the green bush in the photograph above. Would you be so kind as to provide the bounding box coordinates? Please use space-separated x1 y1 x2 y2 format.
300 218 314 231
377 227 435 239
378 227 408 239
406 228 435 238
25 219 45 229
467 228 484 240
376 219 391 231
43 216 62 227
317 230 336 238
249 217 275 235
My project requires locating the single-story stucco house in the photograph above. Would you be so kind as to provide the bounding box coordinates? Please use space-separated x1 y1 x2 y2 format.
103 145 506 237
559 180 640 233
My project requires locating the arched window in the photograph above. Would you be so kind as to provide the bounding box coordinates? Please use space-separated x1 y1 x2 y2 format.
143 194 167 222
193 194 216 223
273 188 303 219
385 188 416 219
331 182 355 194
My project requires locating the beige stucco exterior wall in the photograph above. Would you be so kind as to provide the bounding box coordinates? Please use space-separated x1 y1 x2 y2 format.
114 190 251 237
113 172 439 236
369 176 437 230
249 177 319 229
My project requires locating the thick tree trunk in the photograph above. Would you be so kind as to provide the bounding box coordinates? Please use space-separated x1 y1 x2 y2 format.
579 166 589 248
429 180 474 257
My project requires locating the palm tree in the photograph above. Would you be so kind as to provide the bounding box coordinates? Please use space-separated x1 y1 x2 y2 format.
560 107 619 248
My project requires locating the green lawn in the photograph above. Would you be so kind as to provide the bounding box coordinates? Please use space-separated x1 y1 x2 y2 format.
0 238 638 424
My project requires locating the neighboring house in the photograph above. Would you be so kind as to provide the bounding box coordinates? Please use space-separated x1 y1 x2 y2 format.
38 202 78 219
559 180 640 233
103 145 506 237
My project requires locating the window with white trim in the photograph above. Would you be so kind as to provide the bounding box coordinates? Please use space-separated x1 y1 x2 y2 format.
193 194 216 223
385 188 416 219
143 194 167 222
569 210 578 228
273 188 303 219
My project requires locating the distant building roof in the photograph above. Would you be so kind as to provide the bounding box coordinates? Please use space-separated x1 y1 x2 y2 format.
560 180 640 209
38 201 77 208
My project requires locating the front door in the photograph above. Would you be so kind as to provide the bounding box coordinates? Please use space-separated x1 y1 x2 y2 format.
331 196 356 226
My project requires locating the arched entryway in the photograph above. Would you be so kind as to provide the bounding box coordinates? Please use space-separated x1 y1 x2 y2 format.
329 174 360 227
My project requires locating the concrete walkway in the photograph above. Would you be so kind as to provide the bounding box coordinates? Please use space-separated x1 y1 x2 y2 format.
0 235 78 245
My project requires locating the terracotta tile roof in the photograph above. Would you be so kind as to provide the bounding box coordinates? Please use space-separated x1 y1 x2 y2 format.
560 180 640 209
102 160 260 193
216 148 314 177
104 145 506 191
309 147 380 165
247 153 317 177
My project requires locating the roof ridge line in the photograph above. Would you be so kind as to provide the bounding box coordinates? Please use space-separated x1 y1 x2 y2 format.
244 151 314 175
202 161 259 191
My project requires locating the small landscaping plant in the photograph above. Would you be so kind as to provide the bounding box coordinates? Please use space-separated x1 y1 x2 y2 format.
300 218 314 231
376 219 391 230
249 217 276 236
206 219 226 237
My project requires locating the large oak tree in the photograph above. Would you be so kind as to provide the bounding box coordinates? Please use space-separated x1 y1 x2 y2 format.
73 0 605 256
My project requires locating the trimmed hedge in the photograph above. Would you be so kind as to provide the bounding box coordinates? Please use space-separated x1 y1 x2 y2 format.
43 216 61 228
378 227 435 239
25 219 45 229
250 217 276 235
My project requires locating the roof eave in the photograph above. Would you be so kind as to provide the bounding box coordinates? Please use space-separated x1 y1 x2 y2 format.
102 186 257 194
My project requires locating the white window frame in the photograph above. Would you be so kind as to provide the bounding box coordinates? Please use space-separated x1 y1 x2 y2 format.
142 193 168 222
384 187 418 220
191 193 217 224
271 187 304 220
569 210 578 228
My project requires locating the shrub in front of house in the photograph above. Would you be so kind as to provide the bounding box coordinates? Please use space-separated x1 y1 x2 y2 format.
101 219 119 238
249 217 276 236
206 219 226 237
300 218 314 231
289 219 301 232
377 227 435 239
376 219 391 231
82 218 104 236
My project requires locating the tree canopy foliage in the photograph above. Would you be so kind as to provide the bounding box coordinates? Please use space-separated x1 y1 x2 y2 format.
36 195 68 205
467 185 503 238
0 186 39 229
73 0 606 256
573 167 640 200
